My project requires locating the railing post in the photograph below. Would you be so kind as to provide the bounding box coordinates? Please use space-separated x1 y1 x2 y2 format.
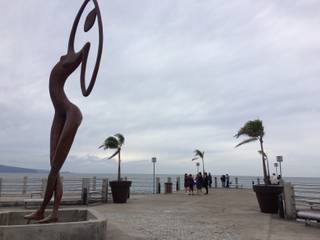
0 178 2 197
41 178 47 197
235 177 238 189
101 178 108 203
164 177 172 194
283 182 296 219
156 177 160 194
22 176 28 195
257 178 260 185
125 177 130 199
92 176 97 191
214 177 217 188
82 178 90 205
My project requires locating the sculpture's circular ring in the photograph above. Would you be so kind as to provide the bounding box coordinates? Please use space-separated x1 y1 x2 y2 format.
68 0 103 97
80 0 103 97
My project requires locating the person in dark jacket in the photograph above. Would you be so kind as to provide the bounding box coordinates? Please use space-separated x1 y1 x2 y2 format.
220 174 226 188
184 173 189 193
196 172 203 194
188 174 194 195
225 174 230 188
203 172 209 194
208 173 212 188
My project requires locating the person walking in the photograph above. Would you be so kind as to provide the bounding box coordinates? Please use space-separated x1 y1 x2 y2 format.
203 172 209 194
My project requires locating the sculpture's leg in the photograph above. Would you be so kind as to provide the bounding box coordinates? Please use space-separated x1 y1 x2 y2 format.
38 110 82 223
24 114 65 221
50 116 64 221
52 174 63 218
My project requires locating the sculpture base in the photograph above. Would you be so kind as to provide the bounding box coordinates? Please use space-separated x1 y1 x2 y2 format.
0 209 106 240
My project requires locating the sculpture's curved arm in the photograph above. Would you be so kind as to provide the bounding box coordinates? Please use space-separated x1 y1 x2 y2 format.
80 0 103 97
67 0 90 53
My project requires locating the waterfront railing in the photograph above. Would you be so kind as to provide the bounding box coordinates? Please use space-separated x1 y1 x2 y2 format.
292 183 320 210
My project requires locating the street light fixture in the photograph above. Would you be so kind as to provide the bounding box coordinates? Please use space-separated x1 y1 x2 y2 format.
274 162 278 175
276 156 283 177
196 162 200 174
152 157 157 194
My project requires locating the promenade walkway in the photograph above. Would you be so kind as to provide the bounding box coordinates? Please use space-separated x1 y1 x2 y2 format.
1 188 319 239
94 188 320 240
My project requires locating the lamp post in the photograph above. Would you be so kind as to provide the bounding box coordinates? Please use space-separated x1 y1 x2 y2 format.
152 157 157 194
196 162 200 174
274 162 279 176
276 156 283 177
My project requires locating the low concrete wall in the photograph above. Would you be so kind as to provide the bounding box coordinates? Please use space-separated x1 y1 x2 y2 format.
0 209 106 240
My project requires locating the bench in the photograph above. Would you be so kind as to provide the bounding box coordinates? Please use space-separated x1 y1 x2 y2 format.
297 210 320 225
299 199 320 209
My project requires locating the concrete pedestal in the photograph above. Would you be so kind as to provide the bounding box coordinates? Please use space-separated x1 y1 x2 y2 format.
0 209 106 240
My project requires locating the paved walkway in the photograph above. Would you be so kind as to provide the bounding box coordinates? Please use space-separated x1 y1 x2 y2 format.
1 189 319 239
93 189 320 240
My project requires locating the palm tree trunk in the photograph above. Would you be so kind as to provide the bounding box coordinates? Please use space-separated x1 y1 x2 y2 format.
259 138 270 184
202 157 205 175
118 149 121 181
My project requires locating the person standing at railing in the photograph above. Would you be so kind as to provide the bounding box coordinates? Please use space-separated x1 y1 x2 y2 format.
270 173 279 185
208 173 212 188
188 174 194 195
221 174 226 188
196 172 203 194
203 172 209 195
225 174 230 188
184 173 189 193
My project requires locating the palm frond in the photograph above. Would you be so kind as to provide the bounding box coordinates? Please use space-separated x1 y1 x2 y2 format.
194 149 204 159
234 119 264 139
192 157 198 161
101 136 119 150
114 133 125 146
235 137 258 148
107 149 120 160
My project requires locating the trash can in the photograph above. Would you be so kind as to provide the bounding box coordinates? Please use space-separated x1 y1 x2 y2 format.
164 182 172 194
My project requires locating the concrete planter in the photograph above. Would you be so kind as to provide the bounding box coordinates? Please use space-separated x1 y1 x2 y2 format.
109 181 132 203
0 209 106 240
253 184 283 213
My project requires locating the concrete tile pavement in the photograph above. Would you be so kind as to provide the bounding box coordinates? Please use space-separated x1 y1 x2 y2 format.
93 189 320 240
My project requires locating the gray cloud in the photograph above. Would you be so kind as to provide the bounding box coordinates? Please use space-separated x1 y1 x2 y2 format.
0 0 320 177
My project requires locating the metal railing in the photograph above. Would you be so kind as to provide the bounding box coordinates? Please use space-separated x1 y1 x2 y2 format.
293 183 320 210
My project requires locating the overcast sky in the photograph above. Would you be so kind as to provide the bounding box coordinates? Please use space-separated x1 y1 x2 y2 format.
1 0 320 177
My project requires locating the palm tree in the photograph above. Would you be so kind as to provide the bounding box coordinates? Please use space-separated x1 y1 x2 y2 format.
99 133 125 181
234 119 270 185
193 149 205 174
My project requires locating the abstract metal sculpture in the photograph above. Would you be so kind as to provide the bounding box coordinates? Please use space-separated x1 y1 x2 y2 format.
24 0 103 223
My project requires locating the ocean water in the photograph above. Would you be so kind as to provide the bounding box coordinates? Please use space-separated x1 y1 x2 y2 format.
1 173 320 195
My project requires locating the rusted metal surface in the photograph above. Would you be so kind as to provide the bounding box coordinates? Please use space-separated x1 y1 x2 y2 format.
24 0 103 223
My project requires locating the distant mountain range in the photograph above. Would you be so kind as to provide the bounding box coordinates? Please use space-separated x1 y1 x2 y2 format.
0 164 49 173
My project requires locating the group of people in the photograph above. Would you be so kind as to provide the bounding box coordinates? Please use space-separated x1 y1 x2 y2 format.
184 172 212 195
220 174 230 188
